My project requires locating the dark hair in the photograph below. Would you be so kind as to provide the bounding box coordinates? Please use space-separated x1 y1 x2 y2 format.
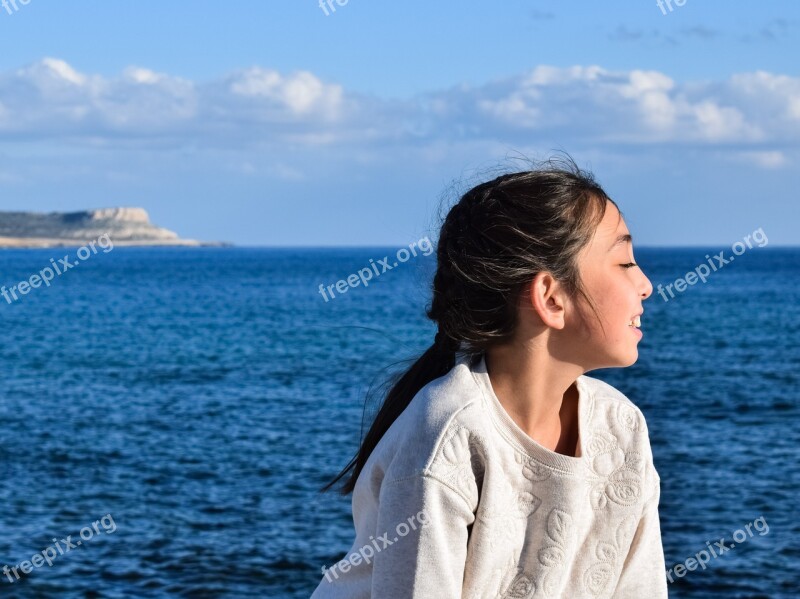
321 155 618 495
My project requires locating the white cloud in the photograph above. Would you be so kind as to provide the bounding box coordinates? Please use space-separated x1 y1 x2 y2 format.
123 67 167 85
467 65 766 143
227 67 343 120
27 57 88 86
0 58 798 156
730 150 789 169
729 71 800 122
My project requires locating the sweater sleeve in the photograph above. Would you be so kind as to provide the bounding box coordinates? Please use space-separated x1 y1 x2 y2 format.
370 472 476 598
611 473 668 598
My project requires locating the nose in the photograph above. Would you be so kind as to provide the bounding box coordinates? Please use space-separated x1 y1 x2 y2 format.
639 269 653 300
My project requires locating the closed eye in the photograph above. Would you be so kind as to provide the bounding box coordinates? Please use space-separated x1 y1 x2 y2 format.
621 263 638 269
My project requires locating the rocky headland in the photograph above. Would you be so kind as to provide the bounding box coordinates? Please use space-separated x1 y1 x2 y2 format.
0 207 227 248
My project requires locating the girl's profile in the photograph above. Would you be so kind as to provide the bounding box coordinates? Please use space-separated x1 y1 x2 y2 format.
313 155 667 598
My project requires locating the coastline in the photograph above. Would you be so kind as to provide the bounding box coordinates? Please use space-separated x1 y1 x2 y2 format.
0 237 233 249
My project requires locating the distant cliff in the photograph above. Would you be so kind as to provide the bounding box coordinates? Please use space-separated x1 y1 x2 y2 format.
0 207 228 248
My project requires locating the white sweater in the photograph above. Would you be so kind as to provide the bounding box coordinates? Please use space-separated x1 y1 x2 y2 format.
312 352 668 598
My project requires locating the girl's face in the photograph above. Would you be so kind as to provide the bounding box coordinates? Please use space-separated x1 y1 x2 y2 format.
569 200 653 369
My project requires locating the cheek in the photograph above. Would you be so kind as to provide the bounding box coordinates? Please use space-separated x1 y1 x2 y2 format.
575 265 628 333
580 278 625 335
583 275 614 315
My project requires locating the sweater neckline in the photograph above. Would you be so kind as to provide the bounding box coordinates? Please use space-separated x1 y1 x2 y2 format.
466 352 591 475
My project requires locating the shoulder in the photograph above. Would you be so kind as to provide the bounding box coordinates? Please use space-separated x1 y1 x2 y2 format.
358 356 489 500
581 374 653 439
580 375 661 500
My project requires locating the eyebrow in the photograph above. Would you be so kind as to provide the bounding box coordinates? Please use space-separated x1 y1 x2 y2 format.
607 233 632 252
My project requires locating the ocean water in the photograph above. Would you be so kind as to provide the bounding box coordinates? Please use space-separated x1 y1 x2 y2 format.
0 246 797 598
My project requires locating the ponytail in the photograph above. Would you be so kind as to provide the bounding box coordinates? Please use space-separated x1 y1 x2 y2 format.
319 330 460 495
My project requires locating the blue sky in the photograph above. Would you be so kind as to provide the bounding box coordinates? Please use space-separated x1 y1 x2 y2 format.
0 1 798 246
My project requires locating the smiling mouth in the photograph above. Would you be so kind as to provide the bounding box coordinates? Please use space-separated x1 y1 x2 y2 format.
628 315 641 328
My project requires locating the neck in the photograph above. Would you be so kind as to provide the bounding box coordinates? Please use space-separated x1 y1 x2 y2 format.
485 339 584 457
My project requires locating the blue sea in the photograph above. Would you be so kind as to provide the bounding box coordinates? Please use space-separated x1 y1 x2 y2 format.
0 246 797 598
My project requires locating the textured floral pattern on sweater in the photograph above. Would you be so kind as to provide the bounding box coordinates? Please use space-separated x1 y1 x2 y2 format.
311 354 667 599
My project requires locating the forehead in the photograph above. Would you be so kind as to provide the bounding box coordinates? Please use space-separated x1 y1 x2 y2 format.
583 201 631 260
596 201 628 243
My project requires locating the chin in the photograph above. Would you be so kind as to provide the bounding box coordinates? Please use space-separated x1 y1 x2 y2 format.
606 348 639 368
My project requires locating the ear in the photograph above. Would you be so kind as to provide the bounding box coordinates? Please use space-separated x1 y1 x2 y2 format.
527 271 569 330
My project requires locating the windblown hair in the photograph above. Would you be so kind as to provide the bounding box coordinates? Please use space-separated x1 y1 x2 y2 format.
321 155 617 495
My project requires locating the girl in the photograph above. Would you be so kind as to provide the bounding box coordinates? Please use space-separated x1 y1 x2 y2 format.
313 157 667 598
